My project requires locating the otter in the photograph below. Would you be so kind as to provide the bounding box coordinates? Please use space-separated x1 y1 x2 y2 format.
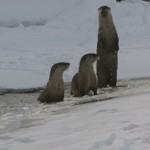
71 53 99 97
96 6 119 88
38 62 70 103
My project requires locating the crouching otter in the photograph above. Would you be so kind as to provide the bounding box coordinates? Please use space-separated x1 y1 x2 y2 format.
71 53 99 97
97 6 119 88
38 62 70 103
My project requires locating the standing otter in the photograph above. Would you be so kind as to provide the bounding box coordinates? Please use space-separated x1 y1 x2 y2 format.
38 62 70 103
71 53 99 97
97 6 119 88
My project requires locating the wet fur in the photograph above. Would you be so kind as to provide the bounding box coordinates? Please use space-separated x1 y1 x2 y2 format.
97 6 119 88
38 62 70 103
71 53 99 97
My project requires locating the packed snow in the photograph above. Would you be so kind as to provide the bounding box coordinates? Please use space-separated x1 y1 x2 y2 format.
1 87 150 150
0 77 150 150
0 0 150 149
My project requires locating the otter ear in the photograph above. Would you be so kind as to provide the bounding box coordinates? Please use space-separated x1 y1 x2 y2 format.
105 6 111 10
98 7 101 11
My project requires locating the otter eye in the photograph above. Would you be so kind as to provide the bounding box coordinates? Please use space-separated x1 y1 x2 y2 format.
101 7 104 10
99 6 111 10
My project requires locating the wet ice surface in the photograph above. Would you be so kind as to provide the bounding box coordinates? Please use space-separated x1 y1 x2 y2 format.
1 78 150 150
0 78 149 116
0 77 150 133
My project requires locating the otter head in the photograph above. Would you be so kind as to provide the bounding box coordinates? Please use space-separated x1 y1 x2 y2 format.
50 62 70 78
81 53 100 65
98 6 111 17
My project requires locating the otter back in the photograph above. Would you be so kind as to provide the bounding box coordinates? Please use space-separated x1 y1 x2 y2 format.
71 53 99 97
38 62 70 103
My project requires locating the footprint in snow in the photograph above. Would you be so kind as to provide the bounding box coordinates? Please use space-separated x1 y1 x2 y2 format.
88 133 116 150
124 123 139 131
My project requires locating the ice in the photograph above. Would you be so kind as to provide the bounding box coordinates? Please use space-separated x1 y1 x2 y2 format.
1 92 150 150
0 0 150 149
0 77 150 149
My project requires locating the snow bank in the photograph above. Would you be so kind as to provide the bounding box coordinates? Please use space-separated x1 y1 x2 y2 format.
0 0 150 88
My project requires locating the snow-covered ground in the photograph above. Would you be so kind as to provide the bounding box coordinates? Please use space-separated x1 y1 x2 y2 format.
1 83 150 150
1 77 150 150
1 0 150 149
0 0 150 88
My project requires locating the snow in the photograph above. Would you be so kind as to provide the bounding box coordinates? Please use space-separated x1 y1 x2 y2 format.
1 78 150 150
0 0 150 88
1 0 150 149
1 92 150 150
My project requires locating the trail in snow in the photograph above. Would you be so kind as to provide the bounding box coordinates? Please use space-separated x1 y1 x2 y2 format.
1 77 150 136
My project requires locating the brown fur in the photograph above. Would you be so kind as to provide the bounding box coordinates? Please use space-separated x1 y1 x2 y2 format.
97 6 119 88
38 62 70 103
71 53 99 97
